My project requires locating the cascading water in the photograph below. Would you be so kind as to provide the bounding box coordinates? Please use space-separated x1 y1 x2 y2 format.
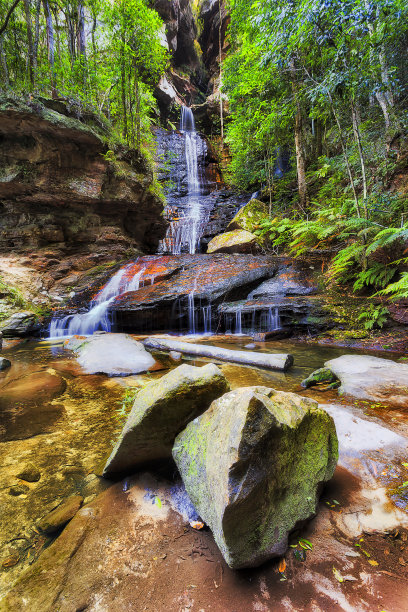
49 264 146 337
159 106 208 255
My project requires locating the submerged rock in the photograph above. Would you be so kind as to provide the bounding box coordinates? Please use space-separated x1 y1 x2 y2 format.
65 333 155 376
103 363 229 477
16 465 41 483
37 495 84 534
0 356 11 370
207 229 259 254
173 386 338 569
324 355 408 408
0 311 41 337
301 367 339 389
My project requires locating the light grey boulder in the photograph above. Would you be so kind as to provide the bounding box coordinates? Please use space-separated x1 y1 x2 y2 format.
173 386 338 569
103 363 229 477
0 311 40 337
65 333 155 375
325 355 408 408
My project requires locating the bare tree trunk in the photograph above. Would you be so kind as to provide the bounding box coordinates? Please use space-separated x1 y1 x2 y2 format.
42 0 56 97
289 58 308 210
0 35 9 87
33 0 41 73
351 101 368 219
135 75 141 149
77 1 87 87
120 42 128 142
23 0 34 85
329 96 361 218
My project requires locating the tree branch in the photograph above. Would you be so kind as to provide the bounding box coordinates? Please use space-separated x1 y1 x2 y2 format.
0 0 22 37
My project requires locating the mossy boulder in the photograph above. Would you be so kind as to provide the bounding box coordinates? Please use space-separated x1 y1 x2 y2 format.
228 198 269 233
173 386 338 569
301 367 339 389
206 229 259 254
103 363 229 477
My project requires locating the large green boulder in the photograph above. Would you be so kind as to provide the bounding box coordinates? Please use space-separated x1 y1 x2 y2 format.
103 363 229 477
173 386 338 569
206 229 259 254
228 198 269 233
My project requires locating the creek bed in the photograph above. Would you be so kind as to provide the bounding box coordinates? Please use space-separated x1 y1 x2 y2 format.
1 335 408 605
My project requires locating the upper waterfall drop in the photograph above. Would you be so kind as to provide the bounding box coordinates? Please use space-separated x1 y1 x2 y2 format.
158 106 209 255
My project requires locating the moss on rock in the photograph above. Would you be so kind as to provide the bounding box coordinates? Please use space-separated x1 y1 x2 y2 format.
173 386 338 569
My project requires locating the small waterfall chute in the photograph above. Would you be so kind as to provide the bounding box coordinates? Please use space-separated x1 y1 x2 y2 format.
49 263 146 338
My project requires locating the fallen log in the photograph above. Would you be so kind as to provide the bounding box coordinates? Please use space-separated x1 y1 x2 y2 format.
143 338 294 372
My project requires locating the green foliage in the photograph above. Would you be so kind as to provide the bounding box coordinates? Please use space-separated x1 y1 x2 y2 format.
0 0 168 151
357 304 390 330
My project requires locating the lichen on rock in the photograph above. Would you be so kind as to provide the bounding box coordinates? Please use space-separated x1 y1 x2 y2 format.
173 386 338 569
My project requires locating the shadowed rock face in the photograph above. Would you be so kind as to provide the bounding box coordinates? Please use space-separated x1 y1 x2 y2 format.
109 254 277 332
0 98 167 257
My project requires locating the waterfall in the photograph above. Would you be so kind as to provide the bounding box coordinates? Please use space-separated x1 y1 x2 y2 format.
188 291 196 334
159 106 207 254
49 263 146 337
202 304 212 335
267 307 281 331
235 308 243 335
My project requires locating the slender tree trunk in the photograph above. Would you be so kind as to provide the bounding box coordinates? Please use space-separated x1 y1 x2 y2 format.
77 1 87 87
66 10 76 62
135 75 141 149
329 96 361 218
289 58 308 210
33 0 41 73
42 0 56 97
218 0 224 149
120 42 128 141
351 100 368 219
0 35 9 87
315 118 323 158
23 0 34 85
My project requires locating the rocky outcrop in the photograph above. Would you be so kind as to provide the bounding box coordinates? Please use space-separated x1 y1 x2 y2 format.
37 495 84 534
207 229 260 253
0 96 167 308
173 386 338 569
0 311 40 337
103 363 229 476
107 254 276 332
323 355 408 408
65 333 155 376
153 0 198 69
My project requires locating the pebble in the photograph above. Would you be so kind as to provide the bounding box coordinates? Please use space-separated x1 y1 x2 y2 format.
9 484 30 496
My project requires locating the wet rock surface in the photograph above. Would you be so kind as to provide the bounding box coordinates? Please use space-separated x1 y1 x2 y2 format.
65 333 156 376
37 495 84 534
1 339 408 609
103 363 229 476
0 371 67 441
173 386 338 569
109 254 277 333
0 312 40 338
324 354 408 408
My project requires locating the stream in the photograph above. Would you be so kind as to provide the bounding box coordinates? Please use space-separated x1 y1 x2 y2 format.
2 108 408 609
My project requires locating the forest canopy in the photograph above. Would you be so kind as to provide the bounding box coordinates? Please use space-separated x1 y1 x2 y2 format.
224 0 408 303
0 0 168 148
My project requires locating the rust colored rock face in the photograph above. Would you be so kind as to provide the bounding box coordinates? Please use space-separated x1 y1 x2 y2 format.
0 99 167 259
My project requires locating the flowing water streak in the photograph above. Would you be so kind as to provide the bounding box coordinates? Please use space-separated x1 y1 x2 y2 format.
235 307 243 335
49 264 146 337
